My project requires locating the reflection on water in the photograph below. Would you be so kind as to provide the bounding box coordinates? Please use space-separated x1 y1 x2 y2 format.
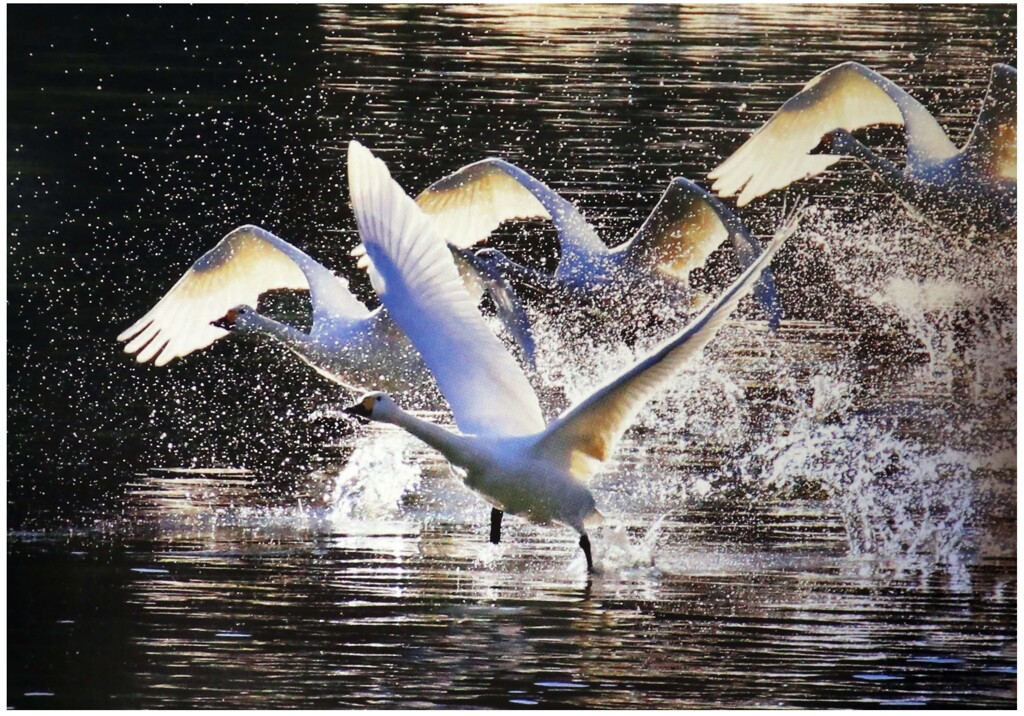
9 489 1016 708
7 3 1016 710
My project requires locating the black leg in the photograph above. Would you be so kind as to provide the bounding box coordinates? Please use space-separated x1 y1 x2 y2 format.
579 533 594 573
489 508 503 544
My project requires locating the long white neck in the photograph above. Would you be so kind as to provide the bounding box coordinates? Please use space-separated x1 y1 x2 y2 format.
844 137 916 193
237 311 315 357
383 407 475 468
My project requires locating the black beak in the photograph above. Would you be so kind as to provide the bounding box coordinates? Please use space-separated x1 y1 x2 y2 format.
343 402 372 421
810 129 844 156
211 309 238 331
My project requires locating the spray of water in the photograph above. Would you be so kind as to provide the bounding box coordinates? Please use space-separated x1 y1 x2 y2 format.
517 205 1014 571
326 426 422 523
738 209 1014 570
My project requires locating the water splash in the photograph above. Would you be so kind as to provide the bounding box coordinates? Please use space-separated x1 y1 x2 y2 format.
754 416 977 562
592 517 666 573
326 426 422 523
805 208 1015 403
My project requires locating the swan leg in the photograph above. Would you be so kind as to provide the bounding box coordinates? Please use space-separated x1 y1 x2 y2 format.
489 508 503 544
579 533 594 573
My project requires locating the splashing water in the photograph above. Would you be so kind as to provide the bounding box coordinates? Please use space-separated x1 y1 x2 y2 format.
516 203 1013 571
326 426 422 523
753 414 976 563
804 208 1016 406
592 514 670 575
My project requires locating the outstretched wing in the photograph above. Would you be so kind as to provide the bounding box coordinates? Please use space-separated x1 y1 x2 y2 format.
356 242 538 370
531 205 804 480
621 177 731 280
620 177 782 327
709 61 956 206
348 141 545 438
415 159 551 248
117 225 368 366
417 157 609 267
962 63 1017 180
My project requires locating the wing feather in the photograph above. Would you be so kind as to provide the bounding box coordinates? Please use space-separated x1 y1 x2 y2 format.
620 177 782 327
347 141 546 438
415 158 551 248
622 177 733 280
710 62 956 206
118 225 368 366
417 158 608 266
531 205 805 479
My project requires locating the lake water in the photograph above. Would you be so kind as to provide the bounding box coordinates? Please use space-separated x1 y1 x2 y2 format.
7 4 1016 709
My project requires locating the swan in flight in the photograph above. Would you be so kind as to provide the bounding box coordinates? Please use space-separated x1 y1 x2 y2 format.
413 157 783 328
343 141 802 572
709 62 1017 233
117 224 532 393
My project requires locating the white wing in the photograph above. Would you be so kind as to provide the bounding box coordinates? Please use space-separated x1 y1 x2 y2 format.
118 225 369 367
620 176 782 326
531 206 805 480
709 61 957 206
417 158 609 266
347 141 546 438
621 177 738 279
415 159 551 248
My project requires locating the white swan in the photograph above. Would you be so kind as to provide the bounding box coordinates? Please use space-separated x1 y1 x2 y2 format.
414 157 783 328
117 224 532 392
343 141 802 572
709 62 1016 233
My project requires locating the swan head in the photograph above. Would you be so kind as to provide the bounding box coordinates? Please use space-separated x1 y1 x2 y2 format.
810 128 858 156
473 247 517 270
211 304 257 331
343 391 398 423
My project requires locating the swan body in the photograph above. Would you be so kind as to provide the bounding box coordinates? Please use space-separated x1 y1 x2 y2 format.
416 158 783 327
710 62 1017 233
345 141 802 572
348 401 600 531
118 224 530 393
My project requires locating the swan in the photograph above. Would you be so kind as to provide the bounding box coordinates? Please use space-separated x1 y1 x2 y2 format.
709 62 1017 233
117 224 533 393
412 157 783 329
343 141 802 572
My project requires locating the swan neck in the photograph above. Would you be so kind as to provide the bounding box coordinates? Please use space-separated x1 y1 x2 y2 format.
847 139 907 189
387 409 470 466
497 256 556 287
238 313 310 351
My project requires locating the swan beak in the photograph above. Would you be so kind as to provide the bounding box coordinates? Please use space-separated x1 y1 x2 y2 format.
211 309 239 331
810 129 848 155
343 402 372 421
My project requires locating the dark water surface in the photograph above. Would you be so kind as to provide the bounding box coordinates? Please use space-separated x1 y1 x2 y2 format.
7 4 1016 709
